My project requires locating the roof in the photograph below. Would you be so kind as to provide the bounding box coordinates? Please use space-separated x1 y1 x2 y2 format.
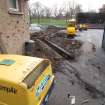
0 54 44 83
69 19 76 22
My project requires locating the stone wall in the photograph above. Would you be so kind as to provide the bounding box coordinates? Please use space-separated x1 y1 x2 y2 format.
0 0 30 54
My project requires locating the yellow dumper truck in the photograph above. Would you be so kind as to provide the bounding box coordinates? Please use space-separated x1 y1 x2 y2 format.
79 24 88 31
0 54 54 105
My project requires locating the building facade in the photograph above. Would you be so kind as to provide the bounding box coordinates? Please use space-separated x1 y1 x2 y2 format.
0 0 30 54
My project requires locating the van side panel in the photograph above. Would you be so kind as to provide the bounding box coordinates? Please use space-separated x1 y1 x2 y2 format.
27 64 54 105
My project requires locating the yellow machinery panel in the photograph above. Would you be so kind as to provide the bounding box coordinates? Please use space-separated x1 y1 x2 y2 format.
0 54 54 105
66 19 77 37
67 27 76 36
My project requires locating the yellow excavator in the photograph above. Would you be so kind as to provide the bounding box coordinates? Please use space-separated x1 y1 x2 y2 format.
0 54 54 105
66 19 77 37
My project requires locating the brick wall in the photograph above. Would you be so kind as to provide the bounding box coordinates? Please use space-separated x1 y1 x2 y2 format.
0 0 30 54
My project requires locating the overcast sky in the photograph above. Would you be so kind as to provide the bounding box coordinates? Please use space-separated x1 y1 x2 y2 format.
29 0 105 12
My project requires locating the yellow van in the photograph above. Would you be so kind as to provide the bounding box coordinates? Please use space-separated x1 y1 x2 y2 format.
0 54 54 105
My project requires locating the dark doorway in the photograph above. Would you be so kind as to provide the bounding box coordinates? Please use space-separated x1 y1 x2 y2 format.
102 24 105 50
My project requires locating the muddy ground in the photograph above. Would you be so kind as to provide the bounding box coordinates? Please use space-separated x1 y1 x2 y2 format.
30 28 105 105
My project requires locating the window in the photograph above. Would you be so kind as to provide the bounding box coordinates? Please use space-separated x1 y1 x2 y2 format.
8 0 23 15
23 60 49 89
9 0 19 11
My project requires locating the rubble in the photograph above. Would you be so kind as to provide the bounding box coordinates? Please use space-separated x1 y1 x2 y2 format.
46 32 83 59
32 39 63 72
43 39 75 59
31 28 83 60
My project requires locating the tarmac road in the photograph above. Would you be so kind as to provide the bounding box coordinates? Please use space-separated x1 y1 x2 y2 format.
76 29 104 48
48 29 105 105
48 60 105 105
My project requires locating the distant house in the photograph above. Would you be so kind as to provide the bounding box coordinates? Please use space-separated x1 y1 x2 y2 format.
0 0 30 54
99 4 105 13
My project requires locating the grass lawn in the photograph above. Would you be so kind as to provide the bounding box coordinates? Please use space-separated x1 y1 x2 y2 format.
31 18 68 27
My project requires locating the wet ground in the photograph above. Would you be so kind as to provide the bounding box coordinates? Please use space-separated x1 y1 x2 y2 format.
76 29 103 48
48 29 105 105
31 29 105 105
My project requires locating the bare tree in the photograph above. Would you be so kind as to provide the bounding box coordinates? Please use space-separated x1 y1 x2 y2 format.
57 7 65 19
44 7 52 18
63 1 73 22
29 0 82 24
75 4 82 14
28 7 32 24
53 5 58 18
32 2 44 24
31 8 37 18
62 0 82 22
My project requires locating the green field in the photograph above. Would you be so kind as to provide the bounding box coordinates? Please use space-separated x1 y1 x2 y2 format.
31 18 67 27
